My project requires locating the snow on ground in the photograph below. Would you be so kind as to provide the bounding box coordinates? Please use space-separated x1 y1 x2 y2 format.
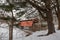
25 30 60 40
0 23 60 40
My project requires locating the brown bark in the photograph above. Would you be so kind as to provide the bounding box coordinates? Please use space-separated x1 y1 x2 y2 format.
46 11 55 34
9 25 13 40
57 11 60 29
56 0 60 30
45 0 55 34
9 10 13 40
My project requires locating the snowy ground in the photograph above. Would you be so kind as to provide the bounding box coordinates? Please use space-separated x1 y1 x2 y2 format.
0 23 60 40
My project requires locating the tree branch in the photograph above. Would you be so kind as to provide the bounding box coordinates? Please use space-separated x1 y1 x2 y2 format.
26 0 47 20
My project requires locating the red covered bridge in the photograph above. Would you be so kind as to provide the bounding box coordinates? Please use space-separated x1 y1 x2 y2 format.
19 18 38 27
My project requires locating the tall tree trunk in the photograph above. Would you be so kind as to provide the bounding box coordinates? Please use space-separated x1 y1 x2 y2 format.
9 10 13 40
45 0 55 35
57 11 60 30
46 11 55 34
56 0 60 30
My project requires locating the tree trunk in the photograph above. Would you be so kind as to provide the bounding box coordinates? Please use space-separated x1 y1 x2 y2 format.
45 0 55 35
57 11 60 30
56 0 60 30
46 11 55 34
9 10 13 40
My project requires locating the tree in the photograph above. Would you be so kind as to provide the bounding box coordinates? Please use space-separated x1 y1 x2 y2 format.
44 0 55 34
0 0 28 40
26 0 55 35
55 0 60 30
0 2 15 40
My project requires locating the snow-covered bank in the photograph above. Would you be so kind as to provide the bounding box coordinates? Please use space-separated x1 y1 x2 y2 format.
24 30 60 40
0 23 60 40
0 28 60 40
